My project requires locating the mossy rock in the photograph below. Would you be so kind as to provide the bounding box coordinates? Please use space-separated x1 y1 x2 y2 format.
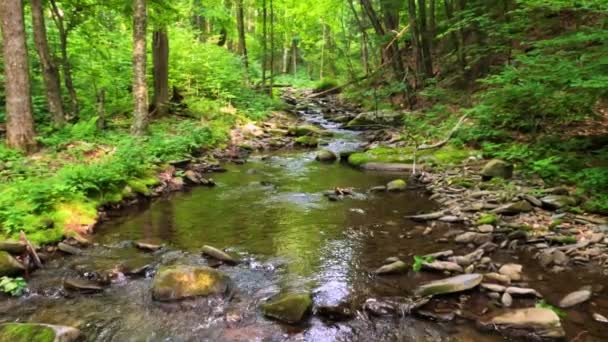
0 323 80 342
260 292 312 324
315 149 337 162
476 213 498 226
294 136 319 147
386 179 407 192
481 159 513 180
0 240 26 254
152 265 233 301
0 251 25 277
127 179 152 196
347 146 473 168
345 110 403 128
287 125 332 137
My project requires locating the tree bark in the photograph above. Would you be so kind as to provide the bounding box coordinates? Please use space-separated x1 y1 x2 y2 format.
192 0 206 42
380 0 404 78
418 0 433 77
347 0 370 75
291 38 298 76
152 29 169 117
262 0 267 88
49 0 79 117
0 0 37 152
236 0 248 68
269 0 274 97
429 0 436 45
407 0 423 79
131 0 148 135
31 0 65 126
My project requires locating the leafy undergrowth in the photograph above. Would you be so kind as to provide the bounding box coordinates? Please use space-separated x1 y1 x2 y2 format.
0 116 233 244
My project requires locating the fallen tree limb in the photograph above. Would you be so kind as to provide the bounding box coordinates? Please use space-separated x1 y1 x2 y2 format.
20 230 42 269
417 114 468 151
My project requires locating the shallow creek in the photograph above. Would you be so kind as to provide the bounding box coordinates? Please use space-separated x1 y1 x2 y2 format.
1 106 607 341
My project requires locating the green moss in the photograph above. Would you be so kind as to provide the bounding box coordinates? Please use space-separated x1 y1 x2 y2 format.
449 176 475 188
550 235 577 244
260 292 312 324
288 125 331 137
25 228 65 245
127 179 151 196
347 145 474 167
548 219 563 230
476 213 497 225
294 136 319 147
0 323 55 342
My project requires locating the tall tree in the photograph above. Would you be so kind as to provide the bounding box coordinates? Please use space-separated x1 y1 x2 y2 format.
0 0 37 152
407 0 423 80
236 0 248 68
418 0 433 77
131 0 149 135
49 0 79 117
31 0 65 127
152 29 169 117
261 0 268 88
269 0 274 96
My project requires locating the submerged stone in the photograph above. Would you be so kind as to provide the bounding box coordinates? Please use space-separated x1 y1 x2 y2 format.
0 323 80 342
386 179 407 192
260 292 312 324
414 273 483 297
315 149 337 162
152 265 232 301
373 260 408 275
134 239 163 252
559 289 591 308
201 245 239 265
480 308 565 339
63 278 104 293
294 136 319 147
0 251 25 277
481 159 513 180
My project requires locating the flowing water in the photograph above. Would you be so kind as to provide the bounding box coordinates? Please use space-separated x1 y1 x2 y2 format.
1 104 607 341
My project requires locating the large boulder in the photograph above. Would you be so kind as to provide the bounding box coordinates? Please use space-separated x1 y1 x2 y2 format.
386 179 407 192
0 251 25 277
481 159 513 180
0 323 80 342
480 308 565 339
152 265 232 301
315 149 337 162
346 110 403 129
414 273 483 297
260 292 312 324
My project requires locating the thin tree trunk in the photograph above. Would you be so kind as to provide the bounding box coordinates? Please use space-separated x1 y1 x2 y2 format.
236 0 248 68
282 46 288 73
31 0 64 127
380 0 404 78
96 89 106 130
347 0 370 74
269 0 274 96
418 0 433 77
262 0 267 88
429 0 436 46
291 38 298 76
131 0 148 135
192 0 206 42
360 0 384 36
320 24 326 79
407 0 423 80
0 0 37 152
49 0 79 117
152 29 169 117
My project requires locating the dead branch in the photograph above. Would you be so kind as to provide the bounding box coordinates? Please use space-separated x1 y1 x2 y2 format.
20 230 42 269
417 114 468 151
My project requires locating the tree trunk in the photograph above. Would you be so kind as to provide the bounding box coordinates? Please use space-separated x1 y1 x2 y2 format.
261 0 267 88
282 46 288 73
152 29 169 117
236 0 248 68
131 0 148 135
31 0 65 127
49 0 79 117
360 0 384 36
291 38 298 76
347 0 370 75
320 24 326 79
269 0 274 97
380 0 404 78
418 0 433 77
0 0 37 152
407 0 423 80
96 89 106 130
429 0 436 45
192 0 206 42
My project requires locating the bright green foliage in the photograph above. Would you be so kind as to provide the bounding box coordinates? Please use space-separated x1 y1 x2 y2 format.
0 276 27 296
412 255 435 272
535 300 567 318
476 213 497 226
347 146 473 167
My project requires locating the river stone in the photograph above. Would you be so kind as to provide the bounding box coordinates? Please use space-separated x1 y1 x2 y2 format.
481 283 506 293
134 239 163 252
540 195 578 210
414 273 483 297
506 287 542 297
0 240 26 254
454 232 492 245
287 125 328 137
0 251 25 277
422 260 463 273
346 110 403 128
478 224 494 233
499 263 523 281
152 265 232 301
315 149 337 162
63 278 104 293
484 272 511 284
57 242 83 255
481 308 565 339
481 159 513 180
201 245 239 265
593 313 608 323
386 179 407 192
502 292 513 307
373 260 408 275
493 201 533 215
559 289 591 308
260 292 312 324
0 323 81 342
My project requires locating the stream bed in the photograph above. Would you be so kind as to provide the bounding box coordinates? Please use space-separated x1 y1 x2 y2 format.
1 105 607 341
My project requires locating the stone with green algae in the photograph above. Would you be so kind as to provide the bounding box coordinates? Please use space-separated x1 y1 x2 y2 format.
0 251 25 277
260 292 313 324
151 265 232 301
0 323 80 342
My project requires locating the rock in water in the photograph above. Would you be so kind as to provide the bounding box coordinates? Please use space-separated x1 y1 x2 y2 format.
422 261 464 273
414 273 483 297
0 323 81 342
134 239 163 252
0 251 25 277
315 149 337 162
498 263 523 281
386 179 407 192
480 308 565 339
201 245 239 265
0 240 26 254
152 265 232 301
63 278 104 293
540 195 578 210
481 159 513 180
346 110 403 128
559 289 591 308
260 292 312 324
57 242 83 255
373 260 408 275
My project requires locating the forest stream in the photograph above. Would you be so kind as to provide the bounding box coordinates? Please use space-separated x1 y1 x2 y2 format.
1 100 607 342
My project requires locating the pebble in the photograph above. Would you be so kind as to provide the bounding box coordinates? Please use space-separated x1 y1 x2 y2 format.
593 313 608 323
559 289 592 308
501 292 513 307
